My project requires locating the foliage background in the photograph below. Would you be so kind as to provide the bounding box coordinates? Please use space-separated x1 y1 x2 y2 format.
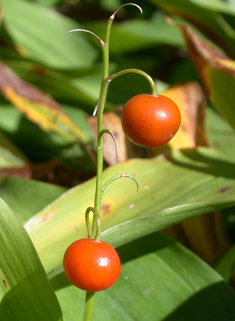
0 0 235 320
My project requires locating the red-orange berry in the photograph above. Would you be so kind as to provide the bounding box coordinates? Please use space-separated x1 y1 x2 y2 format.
63 238 121 292
121 94 181 147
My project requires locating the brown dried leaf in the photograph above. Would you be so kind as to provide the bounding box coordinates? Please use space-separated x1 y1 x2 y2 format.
150 81 208 157
173 22 235 130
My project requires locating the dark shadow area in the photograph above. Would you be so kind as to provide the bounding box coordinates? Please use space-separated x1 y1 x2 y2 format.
162 281 235 321
1 114 66 162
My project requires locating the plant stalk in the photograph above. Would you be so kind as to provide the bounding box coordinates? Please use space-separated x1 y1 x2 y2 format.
83 292 95 321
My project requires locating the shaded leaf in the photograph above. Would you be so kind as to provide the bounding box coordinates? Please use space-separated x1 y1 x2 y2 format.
0 198 63 321
215 244 235 282
0 0 97 69
190 0 235 15
0 146 26 168
52 232 235 321
206 107 235 158
0 128 29 164
0 61 89 143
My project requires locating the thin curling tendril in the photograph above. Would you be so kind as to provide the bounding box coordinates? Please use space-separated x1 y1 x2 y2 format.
102 174 139 194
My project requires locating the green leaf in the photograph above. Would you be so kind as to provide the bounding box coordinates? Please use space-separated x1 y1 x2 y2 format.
0 198 63 321
101 200 235 248
0 146 26 168
51 233 235 320
215 244 235 282
206 107 235 158
32 0 61 7
190 0 235 15
26 147 235 273
0 0 97 69
0 177 67 224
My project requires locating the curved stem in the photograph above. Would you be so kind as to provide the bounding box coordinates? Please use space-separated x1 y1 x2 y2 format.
98 129 119 158
102 174 139 193
111 3 143 19
107 69 157 96
85 207 98 238
83 292 95 321
69 29 105 47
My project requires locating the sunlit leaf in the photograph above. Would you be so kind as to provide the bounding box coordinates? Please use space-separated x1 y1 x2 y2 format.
24 147 235 272
0 176 66 223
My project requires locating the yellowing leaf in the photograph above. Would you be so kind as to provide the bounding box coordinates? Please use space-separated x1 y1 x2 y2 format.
0 61 89 143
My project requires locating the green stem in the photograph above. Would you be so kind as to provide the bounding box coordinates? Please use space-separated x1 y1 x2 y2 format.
93 15 113 223
107 68 157 96
83 292 95 321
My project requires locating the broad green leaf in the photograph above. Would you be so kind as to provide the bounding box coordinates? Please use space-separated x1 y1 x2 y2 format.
0 61 89 144
51 233 235 320
32 0 61 7
0 0 97 69
0 177 67 223
101 201 235 249
215 244 235 282
86 15 184 53
206 107 235 158
25 147 235 272
190 0 235 15
0 145 26 168
0 198 63 321
149 0 235 57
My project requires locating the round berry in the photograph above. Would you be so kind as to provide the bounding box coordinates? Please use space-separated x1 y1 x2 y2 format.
121 94 181 147
63 238 121 292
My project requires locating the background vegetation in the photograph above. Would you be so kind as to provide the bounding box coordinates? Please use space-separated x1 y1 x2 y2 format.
1 0 235 320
